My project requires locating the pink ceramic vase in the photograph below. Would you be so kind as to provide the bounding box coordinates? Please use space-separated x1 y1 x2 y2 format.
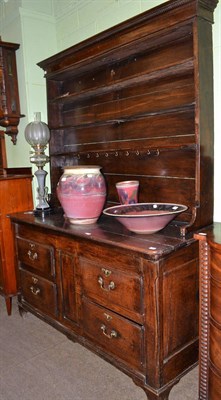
57 165 106 224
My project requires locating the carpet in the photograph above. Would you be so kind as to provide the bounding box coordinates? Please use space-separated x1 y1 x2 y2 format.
0 297 198 400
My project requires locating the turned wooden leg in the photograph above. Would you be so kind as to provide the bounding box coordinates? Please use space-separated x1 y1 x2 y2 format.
5 297 12 316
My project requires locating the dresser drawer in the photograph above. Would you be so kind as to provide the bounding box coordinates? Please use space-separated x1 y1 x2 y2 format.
20 269 58 317
17 237 55 278
82 298 143 372
79 256 142 321
211 278 221 325
210 323 221 372
209 367 221 400
211 246 221 282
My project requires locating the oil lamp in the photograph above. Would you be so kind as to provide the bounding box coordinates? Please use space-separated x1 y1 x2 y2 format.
25 112 50 211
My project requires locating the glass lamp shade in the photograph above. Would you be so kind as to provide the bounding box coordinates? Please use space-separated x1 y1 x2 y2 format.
25 120 50 148
25 112 50 149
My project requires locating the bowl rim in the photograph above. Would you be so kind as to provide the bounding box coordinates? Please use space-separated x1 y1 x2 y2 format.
103 202 188 218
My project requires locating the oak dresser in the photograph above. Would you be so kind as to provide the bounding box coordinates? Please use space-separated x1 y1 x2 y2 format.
10 0 218 398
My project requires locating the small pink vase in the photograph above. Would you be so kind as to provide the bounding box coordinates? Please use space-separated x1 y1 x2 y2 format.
57 165 106 224
116 180 139 204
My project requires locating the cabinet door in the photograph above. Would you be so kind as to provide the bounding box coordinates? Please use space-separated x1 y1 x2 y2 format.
59 250 78 324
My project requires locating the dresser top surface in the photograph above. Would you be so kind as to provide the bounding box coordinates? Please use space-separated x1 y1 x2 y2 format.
10 209 196 260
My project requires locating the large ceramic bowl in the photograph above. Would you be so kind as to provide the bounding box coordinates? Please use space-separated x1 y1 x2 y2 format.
103 203 188 234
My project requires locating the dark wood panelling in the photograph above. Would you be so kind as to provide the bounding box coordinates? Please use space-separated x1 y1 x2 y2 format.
42 1 214 233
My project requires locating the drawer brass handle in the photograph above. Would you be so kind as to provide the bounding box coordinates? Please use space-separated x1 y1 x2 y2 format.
100 324 117 339
32 277 38 284
30 286 40 296
98 276 115 291
27 250 38 261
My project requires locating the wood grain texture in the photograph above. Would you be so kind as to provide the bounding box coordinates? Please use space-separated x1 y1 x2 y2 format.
0 168 33 315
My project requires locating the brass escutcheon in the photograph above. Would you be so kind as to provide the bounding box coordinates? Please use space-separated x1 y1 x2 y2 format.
104 313 112 321
101 268 111 277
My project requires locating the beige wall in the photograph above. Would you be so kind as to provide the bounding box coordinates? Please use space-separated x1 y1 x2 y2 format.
0 0 220 221
0 0 56 201
53 0 167 50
